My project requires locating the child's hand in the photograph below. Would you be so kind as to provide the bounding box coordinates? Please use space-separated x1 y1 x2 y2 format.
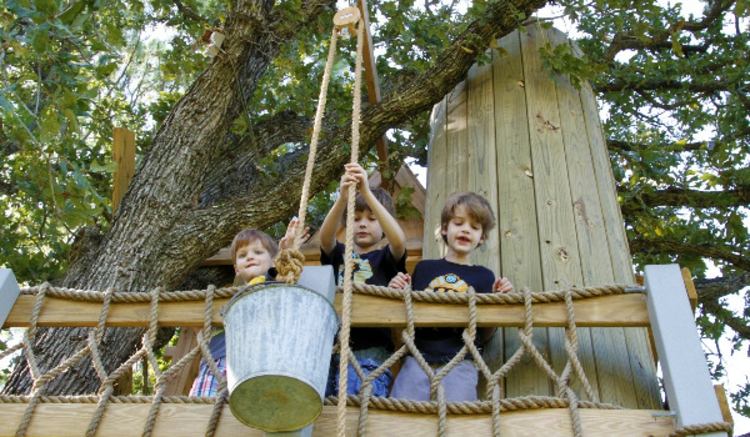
339 171 357 200
279 217 310 251
389 272 411 289
344 163 370 194
492 276 513 293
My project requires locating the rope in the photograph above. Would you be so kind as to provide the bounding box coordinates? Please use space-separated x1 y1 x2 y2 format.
337 18 366 437
16 282 634 304
274 24 341 284
1 274 720 437
669 422 733 436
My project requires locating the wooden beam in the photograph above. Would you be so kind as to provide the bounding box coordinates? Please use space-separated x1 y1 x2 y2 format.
162 328 201 396
355 0 389 180
112 127 136 213
644 264 727 437
4 292 650 329
713 384 734 428
680 267 698 312
0 404 675 437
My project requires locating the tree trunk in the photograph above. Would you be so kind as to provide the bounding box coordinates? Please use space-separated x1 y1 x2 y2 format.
4 0 547 394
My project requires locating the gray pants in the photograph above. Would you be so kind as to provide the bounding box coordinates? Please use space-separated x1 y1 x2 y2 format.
389 356 478 401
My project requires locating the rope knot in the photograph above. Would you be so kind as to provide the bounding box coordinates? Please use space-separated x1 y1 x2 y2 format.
275 248 305 284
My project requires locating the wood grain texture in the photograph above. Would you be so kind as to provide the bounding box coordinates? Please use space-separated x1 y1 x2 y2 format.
0 403 675 437
4 293 651 328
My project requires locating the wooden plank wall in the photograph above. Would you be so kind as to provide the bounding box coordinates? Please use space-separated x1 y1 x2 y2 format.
423 25 660 408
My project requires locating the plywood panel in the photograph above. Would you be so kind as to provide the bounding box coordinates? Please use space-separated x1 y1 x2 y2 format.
491 30 550 397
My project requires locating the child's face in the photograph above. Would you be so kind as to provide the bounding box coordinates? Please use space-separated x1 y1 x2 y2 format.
234 239 274 284
442 205 484 256
353 209 383 251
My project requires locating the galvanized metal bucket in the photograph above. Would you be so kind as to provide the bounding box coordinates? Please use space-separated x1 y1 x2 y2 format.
223 282 339 432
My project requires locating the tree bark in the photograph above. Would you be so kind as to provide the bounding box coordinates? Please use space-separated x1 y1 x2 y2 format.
4 0 548 394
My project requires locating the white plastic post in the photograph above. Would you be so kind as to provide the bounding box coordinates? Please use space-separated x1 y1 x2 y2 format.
0 269 21 329
644 264 727 437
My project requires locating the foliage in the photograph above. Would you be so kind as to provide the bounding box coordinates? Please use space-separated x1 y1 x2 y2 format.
0 0 748 416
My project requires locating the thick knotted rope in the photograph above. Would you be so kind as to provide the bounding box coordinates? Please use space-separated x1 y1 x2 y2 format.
337 17 366 437
1 279 727 437
274 22 341 284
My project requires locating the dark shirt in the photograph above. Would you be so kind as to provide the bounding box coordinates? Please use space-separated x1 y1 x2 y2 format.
411 258 495 363
321 242 406 351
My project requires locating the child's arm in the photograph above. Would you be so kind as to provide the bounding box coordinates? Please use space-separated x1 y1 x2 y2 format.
279 217 311 251
479 276 514 343
319 172 354 255
388 272 411 289
346 163 407 260
493 276 514 292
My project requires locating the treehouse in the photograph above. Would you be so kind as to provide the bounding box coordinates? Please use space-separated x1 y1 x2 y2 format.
0 17 735 437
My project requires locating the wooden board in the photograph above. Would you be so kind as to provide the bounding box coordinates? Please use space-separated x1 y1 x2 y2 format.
489 30 551 398
446 79 469 195
423 96 448 259
521 25 589 398
112 127 136 213
573 43 660 409
542 28 618 405
4 293 651 329
0 403 675 437
466 53 504 397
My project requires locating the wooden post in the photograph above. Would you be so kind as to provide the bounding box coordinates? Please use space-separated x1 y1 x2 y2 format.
0 269 21 329
355 0 390 187
112 127 136 213
680 267 698 312
163 329 201 396
644 264 727 437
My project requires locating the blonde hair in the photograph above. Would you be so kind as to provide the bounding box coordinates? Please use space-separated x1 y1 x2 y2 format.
440 192 496 243
229 229 279 266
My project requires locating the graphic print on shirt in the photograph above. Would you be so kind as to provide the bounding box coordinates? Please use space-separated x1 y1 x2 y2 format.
427 273 469 293
337 253 374 284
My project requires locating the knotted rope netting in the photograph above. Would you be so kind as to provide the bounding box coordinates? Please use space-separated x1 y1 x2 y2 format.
0 282 733 436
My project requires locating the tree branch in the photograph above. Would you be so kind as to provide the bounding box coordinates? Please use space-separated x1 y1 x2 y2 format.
198 110 316 206
701 297 750 343
603 0 735 61
173 0 211 24
188 0 549 229
630 237 750 271
620 185 750 210
596 77 735 94
695 272 750 301
607 138 706 152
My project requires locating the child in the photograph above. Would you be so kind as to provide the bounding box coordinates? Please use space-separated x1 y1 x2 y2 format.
319 162 407 397
189 219 306 396
388 191 513 401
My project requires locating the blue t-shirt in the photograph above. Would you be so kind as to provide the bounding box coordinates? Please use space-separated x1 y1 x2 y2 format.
411 258 495 363
321 242 406 351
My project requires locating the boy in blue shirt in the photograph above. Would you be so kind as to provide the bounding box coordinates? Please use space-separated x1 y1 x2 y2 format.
319 163 407 397
388 191 513 401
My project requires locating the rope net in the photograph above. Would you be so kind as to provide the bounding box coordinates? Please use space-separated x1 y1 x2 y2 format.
0 281 732 436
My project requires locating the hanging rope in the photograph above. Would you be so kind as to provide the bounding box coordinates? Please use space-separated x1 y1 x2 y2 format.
337 16 366 437
274 23 341 284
